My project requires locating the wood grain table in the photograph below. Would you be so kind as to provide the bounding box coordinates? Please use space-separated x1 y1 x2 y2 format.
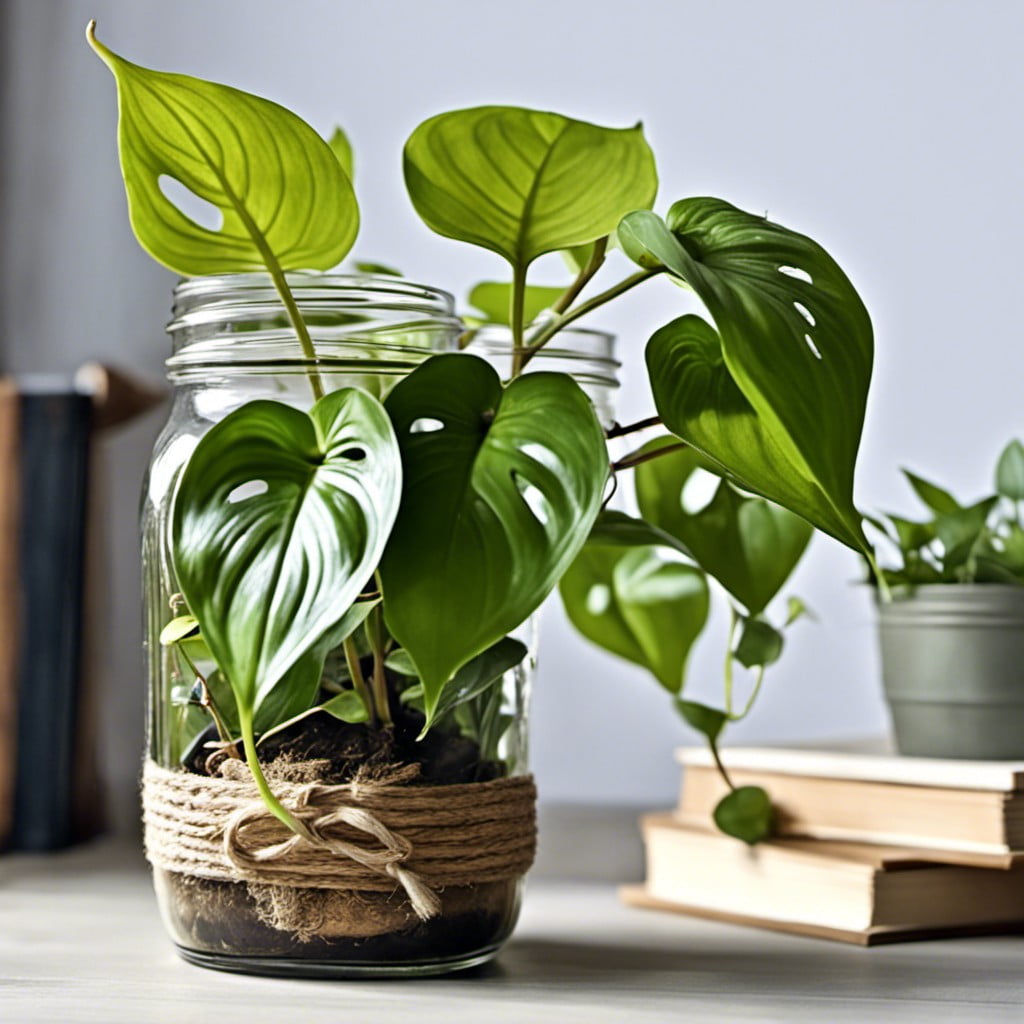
3 820 1023 1023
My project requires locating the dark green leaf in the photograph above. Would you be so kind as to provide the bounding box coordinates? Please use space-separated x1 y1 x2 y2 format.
635 438 812 615
171 389 401 723
404 106 656 270
713 785 774 844
902 469 961 516
468 281 566 327
675 699 727 742
381 354 607 719
586 509 693 558
733 618 784 669
996 440 1024 501
89 26 358 275
620 200 873 554
560 544 709 693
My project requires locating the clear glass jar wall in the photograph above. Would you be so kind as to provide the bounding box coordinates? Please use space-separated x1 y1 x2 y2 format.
141 274 618 976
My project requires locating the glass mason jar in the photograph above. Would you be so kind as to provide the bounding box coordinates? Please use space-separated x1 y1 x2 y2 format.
141 274 618 978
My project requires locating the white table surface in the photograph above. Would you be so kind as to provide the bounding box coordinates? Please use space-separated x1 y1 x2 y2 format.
3 821 1024 1024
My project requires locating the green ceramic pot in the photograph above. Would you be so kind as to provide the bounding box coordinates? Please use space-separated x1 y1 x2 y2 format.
878 584 1024 759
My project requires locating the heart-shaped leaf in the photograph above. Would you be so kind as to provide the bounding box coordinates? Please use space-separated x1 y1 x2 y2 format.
560 544 709 693
675 699 728 743
89 24 358 276
380 354 607 718
171 389 401 720
733 618 784 669
714 786 774 845
620 200 873 553
404 106 657 270
635 438 812 615
586 509 693 558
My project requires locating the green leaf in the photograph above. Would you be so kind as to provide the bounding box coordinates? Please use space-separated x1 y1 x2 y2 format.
354 261 403 277
886 514 937 553
902 469 961 516
384 649 418 676
733 618 784 669
586 510 693 558
88 25 358 276
171 389 401 723
160 615 199 646
784 596 812 627
327 126 354 182
620 200 873 553
713 786 774 844
675 699 727 743
258 688 369 746
380 354 607 719
401 637 528 722
560 544 709 693
404 106 656 270
635 437 812 615
996 440 1024 501
562 235 616 274
936 496 998 556
467 281 566 327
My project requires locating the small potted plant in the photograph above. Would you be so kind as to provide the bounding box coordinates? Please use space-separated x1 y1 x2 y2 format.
89 19 877 975
870 440 1024 759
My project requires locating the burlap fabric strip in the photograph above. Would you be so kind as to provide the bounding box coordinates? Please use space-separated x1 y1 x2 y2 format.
142 759 537 922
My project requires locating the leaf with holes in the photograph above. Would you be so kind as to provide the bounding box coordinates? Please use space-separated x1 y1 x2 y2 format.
560 543 709 693
88 24 358 276
404 106 656 271
468 281 566 327
634 438 812 615
620 200 873 553
380 353 607 719
171 389 401 735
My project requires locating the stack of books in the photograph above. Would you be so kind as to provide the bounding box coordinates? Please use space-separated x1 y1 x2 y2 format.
622 747 1024 944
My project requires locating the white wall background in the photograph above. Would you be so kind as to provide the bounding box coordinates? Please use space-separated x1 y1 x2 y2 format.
3 0 1022 825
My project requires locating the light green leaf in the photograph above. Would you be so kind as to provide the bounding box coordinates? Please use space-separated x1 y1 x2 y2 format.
635 437 813 615
380 354 607 719
384 649 418 676
160 615 199 646
620 200 873 553
785 596 812 627
902 469 961 516
404 106 656 270
560 544 709 693
733 618 784 669
675 699 728 743
996 440 1024 501
714 786 774 844
88 24 358 276
354 261 403 277
327 126 354 182
562 235 616 274
171 389 401 724
258 688 369 746
468 281 566 327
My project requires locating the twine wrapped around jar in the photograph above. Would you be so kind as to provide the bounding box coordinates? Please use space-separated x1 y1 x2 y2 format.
142 759 538 924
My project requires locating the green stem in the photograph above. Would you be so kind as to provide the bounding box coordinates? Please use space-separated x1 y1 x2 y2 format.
238 705 310 839
343 636 375 725
865 547 892 603
365 605 394 728
509 264 528 378
723 605 739 717
550 237 607 315
267 263 325 401
733 666 766 722
519 268 662 370
176 643 234 748
709 736 735 792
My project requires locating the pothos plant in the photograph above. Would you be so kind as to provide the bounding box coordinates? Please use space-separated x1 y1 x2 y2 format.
89 22 878 845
